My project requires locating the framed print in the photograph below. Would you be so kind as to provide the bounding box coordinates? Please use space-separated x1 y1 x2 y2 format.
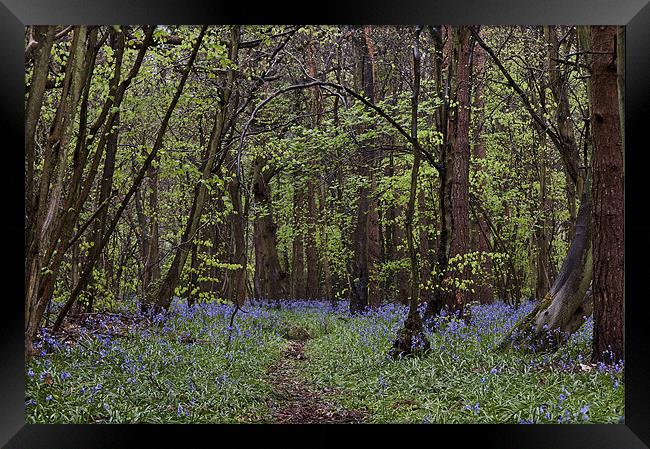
2 0 649 447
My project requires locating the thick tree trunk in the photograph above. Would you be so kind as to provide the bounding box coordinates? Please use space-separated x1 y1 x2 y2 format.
590 25 624 363
448 26 472 314
468 42 493 305
252 156 288 304
227 178 248 306
534 138 553 301
428 26 473 318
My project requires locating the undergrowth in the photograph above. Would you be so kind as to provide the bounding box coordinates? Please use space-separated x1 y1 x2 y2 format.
26 300 624 424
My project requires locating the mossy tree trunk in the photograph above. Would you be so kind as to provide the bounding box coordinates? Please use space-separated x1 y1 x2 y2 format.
500 186 593 352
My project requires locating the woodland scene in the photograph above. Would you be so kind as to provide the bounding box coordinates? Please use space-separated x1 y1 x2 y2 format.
24 25 624 423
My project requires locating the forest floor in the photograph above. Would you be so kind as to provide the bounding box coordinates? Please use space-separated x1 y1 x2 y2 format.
266 333 366 423
25 300 625 424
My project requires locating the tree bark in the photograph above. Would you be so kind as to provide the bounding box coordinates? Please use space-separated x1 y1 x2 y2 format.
590 25 624 363
252 156 288 304
468 41 493 305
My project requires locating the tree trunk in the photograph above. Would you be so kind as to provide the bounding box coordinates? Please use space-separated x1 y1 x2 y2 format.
534 135 553 301
319 181 333 300
394 202 410 304
25 26 56 223
252 156 288 304
291 187 306 298
468 42 493 305
227 176 248 306
590 25 624 363
153 26 239 311
437 26 473 317
545 26 584 234
349 27 375 314
500 185 593 352
389 26 430 358
417 188 432 304
305 180 319 298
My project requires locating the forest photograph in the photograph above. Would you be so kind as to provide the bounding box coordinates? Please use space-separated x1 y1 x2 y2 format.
24 24 625 424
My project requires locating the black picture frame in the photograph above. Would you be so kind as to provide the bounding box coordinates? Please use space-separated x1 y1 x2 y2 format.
2 1 649 447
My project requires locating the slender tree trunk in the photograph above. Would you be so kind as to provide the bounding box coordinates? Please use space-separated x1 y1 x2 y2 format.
545 26 584 235
305 180 319 298
349 27 374 314
25 26 56 224
390 26 430 358
291 187 306 298
383 155 397 303
319 181 333 300
424 25 452 321
417 188 432 304
394 202 410 304
52 26 202 330
153 26 239 311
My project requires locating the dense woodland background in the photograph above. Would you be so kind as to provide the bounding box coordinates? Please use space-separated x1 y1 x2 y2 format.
25 25 623 366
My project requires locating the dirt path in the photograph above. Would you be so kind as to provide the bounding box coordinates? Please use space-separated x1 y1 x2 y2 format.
267 337 366 424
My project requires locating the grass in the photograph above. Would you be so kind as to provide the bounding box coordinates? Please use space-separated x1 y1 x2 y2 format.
26 300 624 424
